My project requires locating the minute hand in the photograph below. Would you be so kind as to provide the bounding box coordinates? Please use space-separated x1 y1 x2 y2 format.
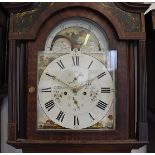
45 73 74 90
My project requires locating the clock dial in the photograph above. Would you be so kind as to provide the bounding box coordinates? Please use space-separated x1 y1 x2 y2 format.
38 53 115 129
37 18 116 130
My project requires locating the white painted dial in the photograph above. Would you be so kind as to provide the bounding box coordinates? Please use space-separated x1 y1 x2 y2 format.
38 53 114 129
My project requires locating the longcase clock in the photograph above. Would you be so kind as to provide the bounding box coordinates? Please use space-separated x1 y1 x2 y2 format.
5 2 149 152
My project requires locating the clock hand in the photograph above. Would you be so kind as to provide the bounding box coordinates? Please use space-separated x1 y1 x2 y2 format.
45 73 75 91
72 97 80 110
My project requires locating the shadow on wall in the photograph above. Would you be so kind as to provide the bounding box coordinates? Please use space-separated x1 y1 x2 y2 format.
1 97 22 153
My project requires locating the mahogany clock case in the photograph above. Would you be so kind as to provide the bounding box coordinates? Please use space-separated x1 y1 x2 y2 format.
2 2 149 152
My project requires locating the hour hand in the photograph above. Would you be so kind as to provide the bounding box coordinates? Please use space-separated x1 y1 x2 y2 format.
45 73 55 79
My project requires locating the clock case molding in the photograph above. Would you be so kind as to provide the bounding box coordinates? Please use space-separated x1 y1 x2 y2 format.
4 2 149 152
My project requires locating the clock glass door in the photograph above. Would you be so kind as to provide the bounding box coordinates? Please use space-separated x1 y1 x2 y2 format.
37 19 117 130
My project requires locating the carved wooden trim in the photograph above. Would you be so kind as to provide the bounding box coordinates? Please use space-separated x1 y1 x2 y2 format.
8 2 146 40
115 3 150 13
2 2 150 14
1 2 35 13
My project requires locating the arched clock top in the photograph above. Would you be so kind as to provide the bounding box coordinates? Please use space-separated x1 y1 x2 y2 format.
44 19 109 52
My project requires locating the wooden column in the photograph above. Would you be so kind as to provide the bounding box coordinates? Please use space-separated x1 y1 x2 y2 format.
8 39 17 141
137 40 148 141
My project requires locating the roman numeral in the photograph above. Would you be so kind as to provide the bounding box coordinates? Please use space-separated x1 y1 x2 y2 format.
97 72 106 79
88 60 93 69
56 111 65 122
72 56 79 66
56 60 65 69
41 87 51 92
74 115 79 126
89 113 95 121
96 100 107 110
45 100 55 111
101 88 110 93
